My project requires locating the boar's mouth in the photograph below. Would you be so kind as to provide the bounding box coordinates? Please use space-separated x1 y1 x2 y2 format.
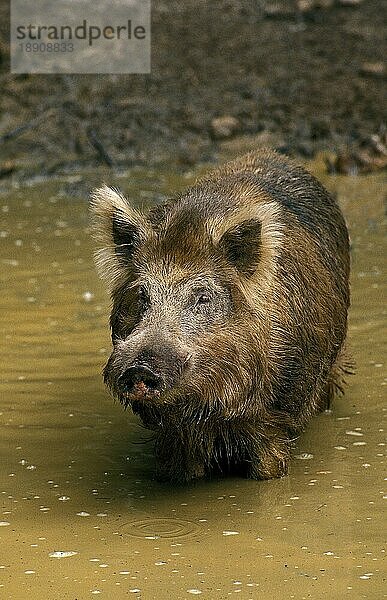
112 365 166 428
104 350 189 426
116 364 164 405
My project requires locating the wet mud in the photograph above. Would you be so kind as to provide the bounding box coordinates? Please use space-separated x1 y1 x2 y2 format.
0 1 386 183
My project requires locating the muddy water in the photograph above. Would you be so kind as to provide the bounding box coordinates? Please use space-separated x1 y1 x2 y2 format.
0 165 385 600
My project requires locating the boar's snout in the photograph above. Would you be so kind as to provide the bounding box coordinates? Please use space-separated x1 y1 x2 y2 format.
110 341 190 408
119 364 163 396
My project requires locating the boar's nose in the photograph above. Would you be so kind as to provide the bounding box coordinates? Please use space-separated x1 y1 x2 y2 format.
119 364 162 393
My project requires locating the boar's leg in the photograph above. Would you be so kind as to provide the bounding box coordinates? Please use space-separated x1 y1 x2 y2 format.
243 436 291 480
214 419 292 480
154 428 210 483
154 418 294 482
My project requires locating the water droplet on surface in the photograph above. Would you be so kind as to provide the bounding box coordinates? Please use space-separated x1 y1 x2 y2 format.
82 291 94 302
295 453 314 460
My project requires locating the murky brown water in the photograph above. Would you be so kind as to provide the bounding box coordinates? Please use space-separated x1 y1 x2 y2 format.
0 164 385 599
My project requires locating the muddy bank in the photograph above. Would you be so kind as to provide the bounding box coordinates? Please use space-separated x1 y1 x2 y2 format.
0 0 386 183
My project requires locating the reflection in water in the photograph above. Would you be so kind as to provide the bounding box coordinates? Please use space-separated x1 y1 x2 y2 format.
0 167 385 598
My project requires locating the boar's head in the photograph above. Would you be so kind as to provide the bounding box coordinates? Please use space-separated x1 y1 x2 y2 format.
90 184 281 425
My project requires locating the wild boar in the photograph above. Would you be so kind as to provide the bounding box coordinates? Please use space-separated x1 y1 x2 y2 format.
90 149 351 483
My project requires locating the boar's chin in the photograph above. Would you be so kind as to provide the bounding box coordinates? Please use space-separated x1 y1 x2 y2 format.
131 400 163 429
118 381 172 428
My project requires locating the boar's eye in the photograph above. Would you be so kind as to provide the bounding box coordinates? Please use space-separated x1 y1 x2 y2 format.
197 293 211 304
193 290 212 308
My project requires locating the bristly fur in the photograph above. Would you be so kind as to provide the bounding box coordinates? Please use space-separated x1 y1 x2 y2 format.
90 149 353 483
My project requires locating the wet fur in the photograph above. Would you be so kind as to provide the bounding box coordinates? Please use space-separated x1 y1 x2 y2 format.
91 149 351 483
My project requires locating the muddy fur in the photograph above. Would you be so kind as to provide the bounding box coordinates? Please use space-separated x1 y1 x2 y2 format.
90 149 352 483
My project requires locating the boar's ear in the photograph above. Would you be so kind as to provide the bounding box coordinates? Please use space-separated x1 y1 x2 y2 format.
219 218 262 277
90 185 151 289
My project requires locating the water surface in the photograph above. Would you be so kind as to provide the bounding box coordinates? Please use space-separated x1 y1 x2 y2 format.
0 165 385 599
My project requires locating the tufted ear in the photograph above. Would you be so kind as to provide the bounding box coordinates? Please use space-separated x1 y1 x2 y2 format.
218 218 262 277
90 185 152 289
